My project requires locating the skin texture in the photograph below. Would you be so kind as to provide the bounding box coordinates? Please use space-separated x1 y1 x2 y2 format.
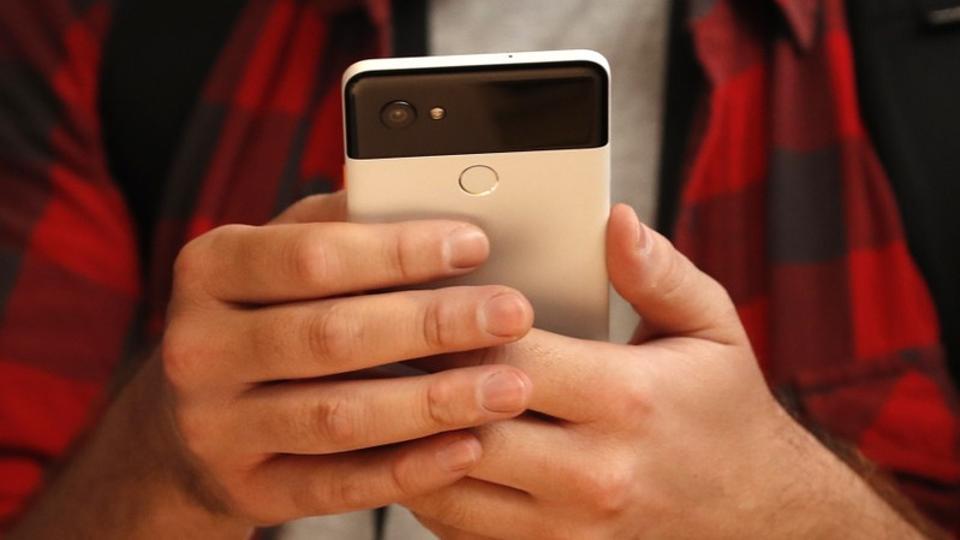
9 194 924 539
404 205 925 539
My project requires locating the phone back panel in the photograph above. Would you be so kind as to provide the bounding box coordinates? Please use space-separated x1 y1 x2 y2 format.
346 146 610 340
344 51 610 340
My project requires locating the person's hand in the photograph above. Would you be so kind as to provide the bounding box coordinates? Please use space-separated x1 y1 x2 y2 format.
11 190 541 539
151 191 538 526
9 190 539 539
404 204 920 539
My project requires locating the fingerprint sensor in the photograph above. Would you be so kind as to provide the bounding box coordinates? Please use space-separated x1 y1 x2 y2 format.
459 165 499 196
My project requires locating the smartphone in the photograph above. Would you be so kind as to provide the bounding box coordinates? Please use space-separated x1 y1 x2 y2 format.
342 50 610 341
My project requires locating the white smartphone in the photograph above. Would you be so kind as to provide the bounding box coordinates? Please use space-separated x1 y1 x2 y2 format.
343 50 610 340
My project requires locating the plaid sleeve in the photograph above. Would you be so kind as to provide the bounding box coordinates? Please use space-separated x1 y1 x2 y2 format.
0 0 142 529
676 0 960 533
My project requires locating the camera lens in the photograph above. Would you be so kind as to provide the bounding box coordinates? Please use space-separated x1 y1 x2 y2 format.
380 101 417 129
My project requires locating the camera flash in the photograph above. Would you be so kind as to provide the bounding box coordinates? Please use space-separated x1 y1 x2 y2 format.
429 107 446 120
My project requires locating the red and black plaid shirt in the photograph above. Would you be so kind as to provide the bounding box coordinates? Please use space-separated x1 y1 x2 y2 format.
0 0 381 528
677 0 959 531
0 0 956 534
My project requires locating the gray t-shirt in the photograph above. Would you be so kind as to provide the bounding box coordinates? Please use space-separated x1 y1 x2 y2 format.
281 2 669 537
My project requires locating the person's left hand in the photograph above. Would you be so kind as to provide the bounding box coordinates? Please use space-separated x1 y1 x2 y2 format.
402 204 891 539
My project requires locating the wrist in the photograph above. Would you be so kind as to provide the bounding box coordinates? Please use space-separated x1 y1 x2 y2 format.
107 355 253 537
742 405 922 539
11 357 251 539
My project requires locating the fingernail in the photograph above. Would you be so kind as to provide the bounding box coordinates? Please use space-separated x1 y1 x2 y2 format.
637 222 653 256
480 370 528 413
481 293 529 337
446 227 489 269
436 438 481 472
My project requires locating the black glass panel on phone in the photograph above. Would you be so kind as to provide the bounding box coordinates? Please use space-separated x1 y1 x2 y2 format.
345 62 608 159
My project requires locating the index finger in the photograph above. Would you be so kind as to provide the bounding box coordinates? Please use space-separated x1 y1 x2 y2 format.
173 219 490 304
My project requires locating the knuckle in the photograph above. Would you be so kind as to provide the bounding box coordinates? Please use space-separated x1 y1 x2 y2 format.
304 471 352 512
388 450 420 500
161 325 203 389
172 234 212 288
576 463 635 516
387 228 420 281
420 297 456 350
424 376 471 428
314 396 356 449
307 303 360 367
289 228 336 286
173 224 249 297
612 376 653 425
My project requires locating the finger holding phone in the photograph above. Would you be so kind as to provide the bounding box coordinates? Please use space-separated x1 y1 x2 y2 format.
12 190 538 538
405 206 923 539
343 51 925 539
155 192 537 525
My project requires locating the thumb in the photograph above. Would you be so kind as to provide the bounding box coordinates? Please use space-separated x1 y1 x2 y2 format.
606 204 743 344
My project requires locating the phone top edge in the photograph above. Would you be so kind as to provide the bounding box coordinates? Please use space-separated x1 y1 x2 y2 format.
341 49 610 90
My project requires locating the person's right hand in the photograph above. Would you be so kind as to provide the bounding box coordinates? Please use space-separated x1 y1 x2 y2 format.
156 191 534 525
